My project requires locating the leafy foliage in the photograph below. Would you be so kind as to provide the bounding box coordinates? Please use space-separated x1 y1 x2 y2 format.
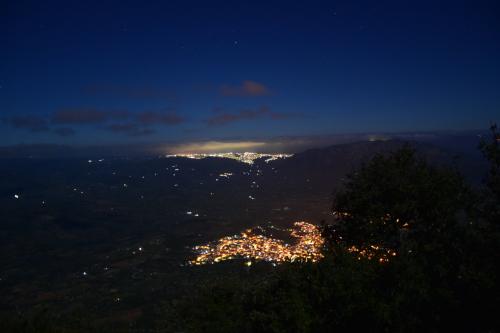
328 145 471 252
479 123 500 221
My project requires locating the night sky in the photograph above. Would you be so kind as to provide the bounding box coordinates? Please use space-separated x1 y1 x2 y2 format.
2 0 499 149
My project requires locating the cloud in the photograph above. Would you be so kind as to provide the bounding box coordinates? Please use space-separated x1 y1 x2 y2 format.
205 106 298 126
3 115 49 132
52 108 129 124
220 80 272 97
3 108 184 139
167 141 267 154
83 85 178 101
52 108 184 126
3 115 75 137
52 127 76 137
137 111 185 125
106 123 155 136
158 133 401 155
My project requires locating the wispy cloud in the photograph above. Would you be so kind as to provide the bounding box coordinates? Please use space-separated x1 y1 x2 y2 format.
3 115 49 132
83 84 178 101
52 127 76 137
3 115 78 137
52 108 129 124
205 106 298 126
158 133 401 155
137 111 185 125
105 124 156 136
51 108 185 127
220 80 272 97
167 141 267 154
4 108 185 140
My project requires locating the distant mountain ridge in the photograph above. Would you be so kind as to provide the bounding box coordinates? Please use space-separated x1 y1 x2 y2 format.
0 139 486 186
270 140 485 186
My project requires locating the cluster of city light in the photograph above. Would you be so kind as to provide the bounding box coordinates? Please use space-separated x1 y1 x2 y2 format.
189 221 324 266
219 172 233 178
165 152 292 165
332 211 400 263
347 245 397 263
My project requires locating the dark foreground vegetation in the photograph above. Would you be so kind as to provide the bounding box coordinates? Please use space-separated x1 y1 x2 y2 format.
2 126 499 332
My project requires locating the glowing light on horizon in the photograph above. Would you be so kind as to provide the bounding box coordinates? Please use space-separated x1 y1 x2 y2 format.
167 141 268 154
165 151 292 164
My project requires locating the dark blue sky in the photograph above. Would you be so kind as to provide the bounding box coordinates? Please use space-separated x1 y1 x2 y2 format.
1 0 499 147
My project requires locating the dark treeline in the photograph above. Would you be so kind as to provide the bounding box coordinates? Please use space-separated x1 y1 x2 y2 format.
2 126 499 332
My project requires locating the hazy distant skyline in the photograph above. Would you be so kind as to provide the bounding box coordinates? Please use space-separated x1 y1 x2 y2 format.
2 0 499 146
0 129 487 159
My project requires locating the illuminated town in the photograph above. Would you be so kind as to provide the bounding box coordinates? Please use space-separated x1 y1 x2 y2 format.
165 152 293 164
189 219 400 266
331 210 400 263
190 221 325 266
346 245 397 263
